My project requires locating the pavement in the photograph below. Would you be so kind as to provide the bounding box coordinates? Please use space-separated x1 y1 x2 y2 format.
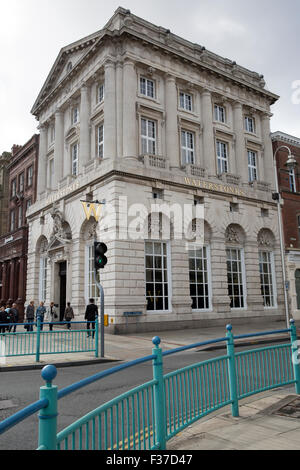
2 318 300 450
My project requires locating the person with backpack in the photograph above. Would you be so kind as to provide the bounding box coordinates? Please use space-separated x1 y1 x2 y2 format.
35 302 46 331
84 298 98 338
64 302 74 330
25 301 35 332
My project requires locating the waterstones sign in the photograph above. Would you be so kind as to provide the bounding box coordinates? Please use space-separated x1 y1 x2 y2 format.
46 181 80 205
184 177 246 197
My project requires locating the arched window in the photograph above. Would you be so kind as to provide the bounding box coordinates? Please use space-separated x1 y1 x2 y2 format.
225 224 247 309
258 229 277 308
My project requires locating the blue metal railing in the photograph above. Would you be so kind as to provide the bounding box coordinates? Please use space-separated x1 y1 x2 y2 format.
0 321 299 450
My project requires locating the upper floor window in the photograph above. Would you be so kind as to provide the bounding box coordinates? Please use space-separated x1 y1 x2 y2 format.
50 125 55 144
248 150 258 182
179 92 193 112
97 83 105 104
71 107 79 125
97 124 104 159
216 140 228 174
71 143 79 176
11 178 17 197
181 130 195 165
289 168 297 193
27 166 33 187
141 118 156 155
245 116 255 134
19 173 24 193
140 77 155 99
10 210 15 232
214 104 226 123
18 205 23 228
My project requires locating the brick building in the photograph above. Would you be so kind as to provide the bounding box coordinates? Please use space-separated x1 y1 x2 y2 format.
0 135 39 319
272 131 300 318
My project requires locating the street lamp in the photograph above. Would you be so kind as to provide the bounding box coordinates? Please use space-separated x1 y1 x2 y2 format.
273 145 297 328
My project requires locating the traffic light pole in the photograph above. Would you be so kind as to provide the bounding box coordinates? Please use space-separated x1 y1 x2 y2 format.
94 270 105 358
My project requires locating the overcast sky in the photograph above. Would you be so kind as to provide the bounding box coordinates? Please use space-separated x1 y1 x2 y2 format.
1 0 299 153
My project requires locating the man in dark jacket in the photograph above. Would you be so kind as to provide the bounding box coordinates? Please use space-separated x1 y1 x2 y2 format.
0 307 7 334
9 303 19 333
25 301 35 332
84 298 98 338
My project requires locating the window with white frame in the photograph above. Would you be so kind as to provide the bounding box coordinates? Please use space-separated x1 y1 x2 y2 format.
72 106 79 125
214 104 226 123
49 159 54 188
140 77 155 99
10 210 15 232
216 141 229 174
11 179 17 198
18 205 23 228
189 246 211 310
145 241 169 311
248 150 258 182
27 166 33 187
226 248 246 309
179 92 193 112
85 245 100 303
245 116 255 134
39 257 47 302
19 173 24 193
289 168 296 193
181 130 195 165
141 118 156 155
50 125 55 144
259 251 276 307
97 124 104 158
97 83 105 104
71 142 79 176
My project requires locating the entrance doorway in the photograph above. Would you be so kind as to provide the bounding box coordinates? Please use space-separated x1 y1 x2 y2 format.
59 261 67 322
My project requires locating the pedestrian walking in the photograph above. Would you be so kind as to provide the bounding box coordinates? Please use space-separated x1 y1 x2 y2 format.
84 298 98 338
64 302 74 330
25 301 35 332
5 305 12 332
36 302 46 331
0 306 7 334
9 303 19 333
45 302 58 331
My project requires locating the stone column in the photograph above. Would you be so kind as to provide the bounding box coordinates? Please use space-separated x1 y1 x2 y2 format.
116 61 123 158
0 262 8 304
37 124 48 196
54 110 64 186
233 102 247 181
8 259 16 303
165 75 179 168
104 61 117 159
201 91 216 176
79 84 91 173
261 114 275 187
123 60 137 158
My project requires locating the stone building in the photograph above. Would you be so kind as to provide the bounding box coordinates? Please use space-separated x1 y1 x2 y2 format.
272 131 300 319
0 135 39 318
27 7 284 332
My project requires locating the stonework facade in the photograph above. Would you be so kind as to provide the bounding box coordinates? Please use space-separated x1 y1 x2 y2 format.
272 131 300 320
26 7 285 333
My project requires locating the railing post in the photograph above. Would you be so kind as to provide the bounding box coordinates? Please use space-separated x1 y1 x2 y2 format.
226 324 239 417
290 319 300 394
38 365 58 450
36 316 41 363
95 319 99 358
152 336 167 450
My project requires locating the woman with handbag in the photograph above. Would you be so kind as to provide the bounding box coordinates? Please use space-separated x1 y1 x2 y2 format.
45 302 58 331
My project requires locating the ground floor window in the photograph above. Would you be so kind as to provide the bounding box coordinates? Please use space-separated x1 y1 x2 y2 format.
145 241 169 311
259 251 276 307
39 257 47 302
226 248 246 308
189 246 211 310
85 245 100 303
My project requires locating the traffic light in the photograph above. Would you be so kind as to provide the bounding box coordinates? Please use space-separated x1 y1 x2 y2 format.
94 242 108 270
